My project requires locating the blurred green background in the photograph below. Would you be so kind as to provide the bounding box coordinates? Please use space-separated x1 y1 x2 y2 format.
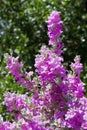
0 0 87 119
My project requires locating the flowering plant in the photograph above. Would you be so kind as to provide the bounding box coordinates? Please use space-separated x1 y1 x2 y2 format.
0 11 87 130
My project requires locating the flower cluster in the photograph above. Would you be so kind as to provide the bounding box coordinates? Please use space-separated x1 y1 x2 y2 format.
0 11 87 130
47 11 63 46
6 55 35 90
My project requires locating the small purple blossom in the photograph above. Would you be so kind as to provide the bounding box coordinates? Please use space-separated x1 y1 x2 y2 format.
70 55 83 78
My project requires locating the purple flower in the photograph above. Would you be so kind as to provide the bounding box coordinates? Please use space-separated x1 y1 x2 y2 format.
70 55 83 78
2 11 87 130
47 11 63 46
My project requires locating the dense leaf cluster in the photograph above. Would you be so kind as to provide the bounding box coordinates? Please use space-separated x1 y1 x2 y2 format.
0 0 87 67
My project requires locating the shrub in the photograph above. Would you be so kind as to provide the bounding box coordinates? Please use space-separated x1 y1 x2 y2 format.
0 10 87 130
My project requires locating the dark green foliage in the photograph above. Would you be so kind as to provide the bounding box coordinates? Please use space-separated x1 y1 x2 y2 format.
0 0 87 67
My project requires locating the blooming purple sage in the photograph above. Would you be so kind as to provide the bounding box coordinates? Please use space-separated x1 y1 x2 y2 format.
0 11 87 130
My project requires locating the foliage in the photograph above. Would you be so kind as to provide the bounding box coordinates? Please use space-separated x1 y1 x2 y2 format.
0 0 87 68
